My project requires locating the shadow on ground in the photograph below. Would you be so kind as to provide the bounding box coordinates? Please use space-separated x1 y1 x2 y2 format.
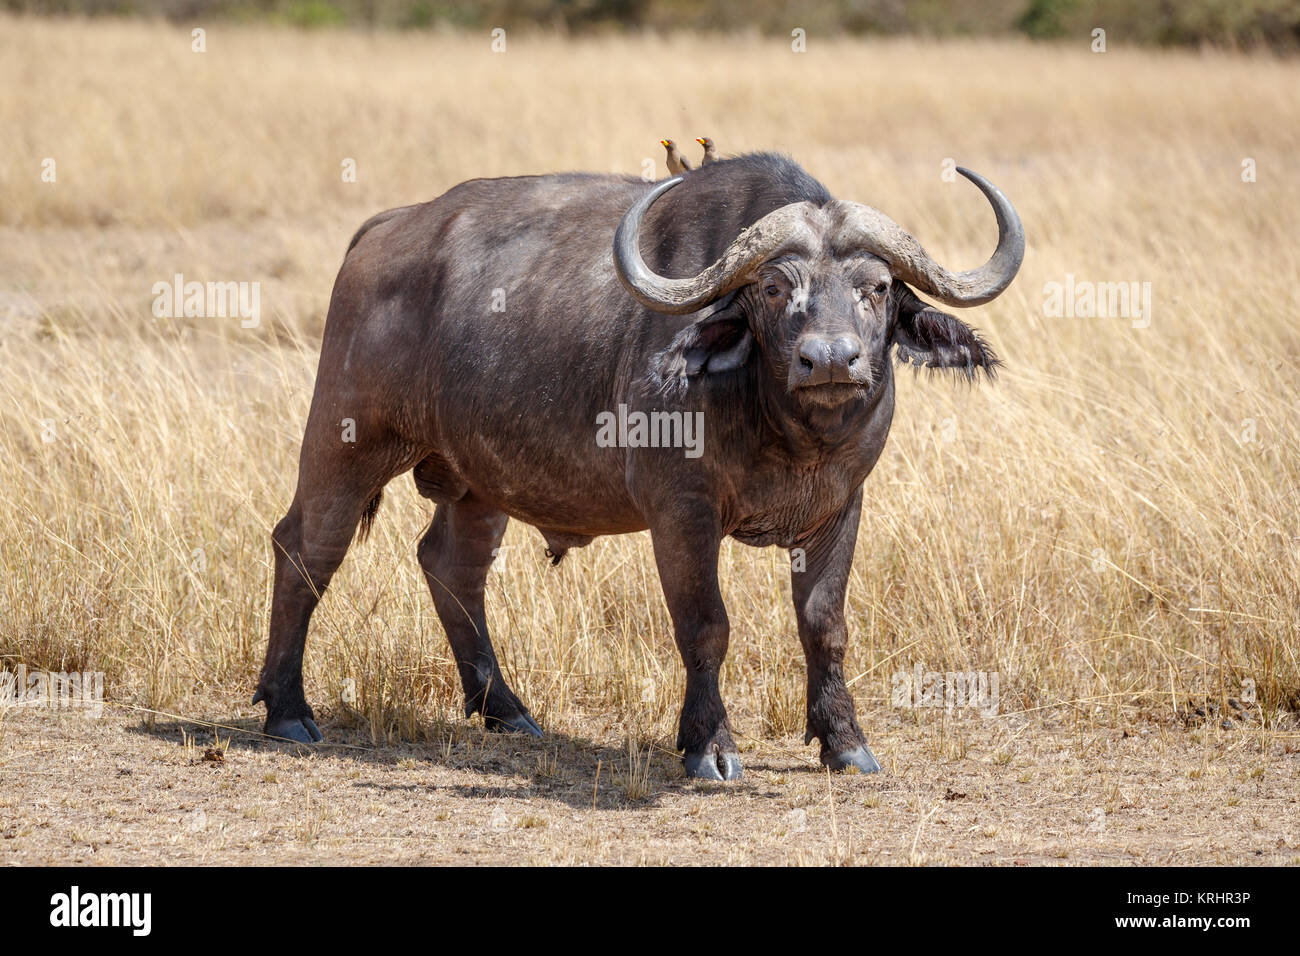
124 711 822 811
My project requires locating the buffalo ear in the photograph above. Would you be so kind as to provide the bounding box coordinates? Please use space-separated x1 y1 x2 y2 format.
648 295 752 394
892 285 1000 380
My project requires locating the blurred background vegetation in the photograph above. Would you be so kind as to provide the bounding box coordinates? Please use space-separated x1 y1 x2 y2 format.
5 0 1300 50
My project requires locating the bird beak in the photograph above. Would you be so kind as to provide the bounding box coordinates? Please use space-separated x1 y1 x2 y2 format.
695 139 706 146
660 140 670 147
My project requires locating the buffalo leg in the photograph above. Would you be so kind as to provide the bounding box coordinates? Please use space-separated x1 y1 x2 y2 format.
650 503 740 781
254 416 415 743
255 497 371 742
418 495 541 736
792 486 880 773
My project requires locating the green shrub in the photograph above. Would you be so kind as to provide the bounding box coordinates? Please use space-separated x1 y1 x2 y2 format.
280 0 345 27
1017 0 1078 38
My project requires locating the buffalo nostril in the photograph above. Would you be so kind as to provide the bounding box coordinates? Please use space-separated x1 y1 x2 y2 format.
797 341 824 372
831 337 862 372
796 338 836 385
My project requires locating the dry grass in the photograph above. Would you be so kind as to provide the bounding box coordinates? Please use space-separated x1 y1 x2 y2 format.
1 17 1298 862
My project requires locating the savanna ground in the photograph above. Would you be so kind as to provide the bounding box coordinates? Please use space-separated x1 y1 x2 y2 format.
0 16 1297 865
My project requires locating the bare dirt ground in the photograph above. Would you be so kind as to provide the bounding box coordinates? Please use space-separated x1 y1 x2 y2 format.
3 701 1296 866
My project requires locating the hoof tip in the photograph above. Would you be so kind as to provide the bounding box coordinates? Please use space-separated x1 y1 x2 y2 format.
826 745 881 774
488 712 543 738
265 717 323 744
684 751 743 781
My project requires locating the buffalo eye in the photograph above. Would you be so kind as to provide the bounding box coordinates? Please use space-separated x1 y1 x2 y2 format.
864 280 888 297
764 283 781 298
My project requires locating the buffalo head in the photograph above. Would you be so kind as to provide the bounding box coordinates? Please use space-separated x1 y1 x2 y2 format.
613 168 1024 413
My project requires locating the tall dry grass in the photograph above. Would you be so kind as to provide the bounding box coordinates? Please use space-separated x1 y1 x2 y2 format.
1 16 1297 746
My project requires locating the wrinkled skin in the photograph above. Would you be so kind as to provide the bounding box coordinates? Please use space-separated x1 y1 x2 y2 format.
253 153 1007 780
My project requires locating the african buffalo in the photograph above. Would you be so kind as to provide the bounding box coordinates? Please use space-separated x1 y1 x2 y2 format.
253 153 1024 780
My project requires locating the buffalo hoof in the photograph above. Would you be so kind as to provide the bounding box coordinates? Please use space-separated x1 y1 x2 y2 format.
265 716 323 744
825 744 881 774
684 750 743 781
485 711 543 738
